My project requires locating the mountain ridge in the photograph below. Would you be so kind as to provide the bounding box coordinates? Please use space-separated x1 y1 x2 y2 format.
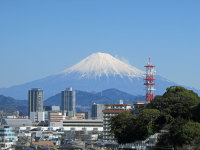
0 95 27 115
0 88 145 114
44 88 145 112
0 52 199 99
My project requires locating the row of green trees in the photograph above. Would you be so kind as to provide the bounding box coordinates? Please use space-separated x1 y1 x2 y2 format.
110 86 200 149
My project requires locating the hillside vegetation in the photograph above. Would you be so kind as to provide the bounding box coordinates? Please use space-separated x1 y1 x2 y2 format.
111 86 200 150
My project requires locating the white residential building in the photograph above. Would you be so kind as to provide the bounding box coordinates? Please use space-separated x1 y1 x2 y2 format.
103 103 132 141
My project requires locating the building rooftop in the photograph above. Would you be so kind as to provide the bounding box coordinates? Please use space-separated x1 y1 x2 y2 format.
5 119 32 127
133 101 145 104
32 141 54 147
31 88 41 90
104 104 131 106
102 110 132 113
63 119 103 122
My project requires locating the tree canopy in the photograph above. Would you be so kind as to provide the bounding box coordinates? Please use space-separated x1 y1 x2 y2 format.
110 111 136 144
110 86 200 149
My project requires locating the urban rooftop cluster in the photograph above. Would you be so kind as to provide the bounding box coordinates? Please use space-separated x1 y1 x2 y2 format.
0 58 156 149
0 86 147 150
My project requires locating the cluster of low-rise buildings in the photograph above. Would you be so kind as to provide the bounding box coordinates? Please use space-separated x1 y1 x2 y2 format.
0 87 149 149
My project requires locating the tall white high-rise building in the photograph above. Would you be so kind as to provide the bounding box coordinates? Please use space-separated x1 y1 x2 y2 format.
61 87 76 117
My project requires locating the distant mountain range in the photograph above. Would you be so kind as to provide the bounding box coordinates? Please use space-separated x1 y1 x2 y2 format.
0 95 27 115
0 52 199 100
44 88 145 107
0 88 145 114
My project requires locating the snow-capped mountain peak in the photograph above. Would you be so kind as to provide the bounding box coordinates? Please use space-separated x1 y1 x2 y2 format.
1 52 199 100
60 52 145 78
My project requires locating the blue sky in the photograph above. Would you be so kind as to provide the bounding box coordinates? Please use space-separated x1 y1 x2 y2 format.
0 0 200 89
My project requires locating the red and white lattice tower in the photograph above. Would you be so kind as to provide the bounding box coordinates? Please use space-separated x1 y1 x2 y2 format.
144 58 156 103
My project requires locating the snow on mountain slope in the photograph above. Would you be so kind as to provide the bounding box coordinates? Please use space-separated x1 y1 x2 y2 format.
60 52 145 78
0 52 199 100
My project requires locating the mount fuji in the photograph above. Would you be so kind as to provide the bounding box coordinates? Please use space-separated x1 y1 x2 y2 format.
0 52 198 100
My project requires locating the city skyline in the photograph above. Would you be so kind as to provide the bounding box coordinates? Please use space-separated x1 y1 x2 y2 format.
1 1 200 149
0 1 200 90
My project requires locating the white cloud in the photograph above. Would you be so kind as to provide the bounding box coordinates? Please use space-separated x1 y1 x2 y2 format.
114 54 130 64
121 57 130 64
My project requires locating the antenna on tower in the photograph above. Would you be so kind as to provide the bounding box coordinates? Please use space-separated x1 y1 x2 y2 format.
144 57 156 103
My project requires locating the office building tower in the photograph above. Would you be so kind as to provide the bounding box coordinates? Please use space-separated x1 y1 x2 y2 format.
61 87 76 117
28 88 44 122
91 103 104 120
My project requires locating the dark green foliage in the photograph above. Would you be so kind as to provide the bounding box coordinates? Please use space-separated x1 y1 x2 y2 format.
147 86 200 123
154 112 173 131
136 109 160 139
169 103 191 119
110 112 136 144
138 109 160 122
163 86 200 106
157 133 173 147
169 118 188 147
110 109 160 143
167 119 200 148
192 103 200 122
147 86 200 115
110 86 200 148
179 121 200 145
